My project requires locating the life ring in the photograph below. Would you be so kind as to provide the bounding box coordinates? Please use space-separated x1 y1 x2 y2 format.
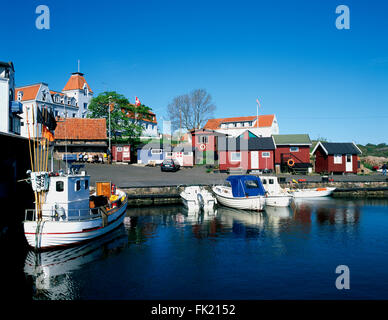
199 144 206 151
287 159 295 167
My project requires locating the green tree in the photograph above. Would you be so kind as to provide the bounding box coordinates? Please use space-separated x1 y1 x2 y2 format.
87 91 152 146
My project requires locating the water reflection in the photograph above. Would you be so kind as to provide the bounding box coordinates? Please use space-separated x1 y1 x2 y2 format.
293 198 361 227
23 198 384 300
24 226 128 300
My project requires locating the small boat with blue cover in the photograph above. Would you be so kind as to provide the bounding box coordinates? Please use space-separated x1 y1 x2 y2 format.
212 175 266 211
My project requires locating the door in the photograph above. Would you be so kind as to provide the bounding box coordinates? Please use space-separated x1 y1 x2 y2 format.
116 146 123 162
251 151 259 169
346 154 353 172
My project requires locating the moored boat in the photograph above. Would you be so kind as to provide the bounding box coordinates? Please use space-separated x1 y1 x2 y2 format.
289 187 336 198
212 175 266 211
180 186 217 212
259 175 293 207
23 165 128 250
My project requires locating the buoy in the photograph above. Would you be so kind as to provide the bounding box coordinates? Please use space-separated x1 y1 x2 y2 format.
199 144 206 151
287 159 295 167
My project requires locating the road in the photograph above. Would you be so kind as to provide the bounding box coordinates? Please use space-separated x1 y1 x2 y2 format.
80 163 388 188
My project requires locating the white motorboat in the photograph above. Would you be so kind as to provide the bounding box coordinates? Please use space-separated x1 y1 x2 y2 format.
289 187 336 198
180 186 216 212
260 176 293 207
23 165 128 250
212 175 266 211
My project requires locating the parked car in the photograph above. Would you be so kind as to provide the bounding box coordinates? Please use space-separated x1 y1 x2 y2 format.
161 159 180 172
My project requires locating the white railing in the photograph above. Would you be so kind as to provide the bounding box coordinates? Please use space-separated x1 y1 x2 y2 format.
24 207 102 222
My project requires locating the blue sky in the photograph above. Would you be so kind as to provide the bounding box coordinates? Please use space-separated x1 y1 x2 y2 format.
2 0 388 144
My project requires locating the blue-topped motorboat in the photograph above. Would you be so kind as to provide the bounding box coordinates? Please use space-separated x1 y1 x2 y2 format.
212 175 266 211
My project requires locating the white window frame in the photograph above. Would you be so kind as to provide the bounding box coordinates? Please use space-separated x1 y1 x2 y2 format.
165 152 173 157
151 149 162 155
334 154 342 164
290 147 299 152
231 152 241 162
262 152 270 158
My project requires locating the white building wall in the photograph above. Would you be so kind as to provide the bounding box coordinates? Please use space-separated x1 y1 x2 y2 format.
63 87 92 118
0 78 9 133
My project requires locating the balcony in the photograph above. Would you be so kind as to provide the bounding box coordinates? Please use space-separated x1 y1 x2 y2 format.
10 101 23 114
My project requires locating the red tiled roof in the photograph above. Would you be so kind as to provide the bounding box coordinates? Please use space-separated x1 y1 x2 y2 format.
63 72 93 93
204 115 275 130
55 118 106 140
14 84 41 101
50 90 64 96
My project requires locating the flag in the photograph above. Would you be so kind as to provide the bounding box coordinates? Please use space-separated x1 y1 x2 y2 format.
42 125 55 142
109 103 114 112
256 98 261 108
135 96 141 106
36 106 57 131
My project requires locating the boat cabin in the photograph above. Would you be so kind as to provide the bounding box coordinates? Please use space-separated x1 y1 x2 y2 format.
225 175 266 198
260 176 282 194
41 172 91 220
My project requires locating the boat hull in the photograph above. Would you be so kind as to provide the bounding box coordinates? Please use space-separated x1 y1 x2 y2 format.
291 187 336 198
265 195 292 207
23 200 128 250
213 190 265 211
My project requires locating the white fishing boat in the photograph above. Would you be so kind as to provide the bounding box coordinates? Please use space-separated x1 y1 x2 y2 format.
212 175 266 211
260 176 293 207
180 186 217 212
23 165 128 250
22 106 128 250
289 187 336 198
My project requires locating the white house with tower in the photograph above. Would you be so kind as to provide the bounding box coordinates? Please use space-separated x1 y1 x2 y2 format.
16 71 93 138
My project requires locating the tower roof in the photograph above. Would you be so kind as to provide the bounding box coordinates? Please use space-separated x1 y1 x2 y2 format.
63 72 93 93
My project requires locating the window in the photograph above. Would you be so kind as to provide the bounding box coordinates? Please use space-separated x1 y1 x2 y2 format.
262 152 270 158
56 181 64 192
151 149 162 154
75 180 81 191
231 152 241 161
334 154 342 164
221 123 226 128
290 147 299 152
244 122 250 127
245 180 259 189
84 103 87 110
346 154 352 162
72 113 76 118
184 152 192 156
17 91 23 101
262 179 267 185
166 152 173 157
269 179 274 184
198 136 208 144
85 180 89 189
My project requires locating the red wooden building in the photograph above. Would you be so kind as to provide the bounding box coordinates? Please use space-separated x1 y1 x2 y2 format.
190 128 226 164
311 142 362 174
112 144 131 163
272 134 312 173
218 132 276 172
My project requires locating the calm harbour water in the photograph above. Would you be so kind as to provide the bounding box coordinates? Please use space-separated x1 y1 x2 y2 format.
23 198 388 300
